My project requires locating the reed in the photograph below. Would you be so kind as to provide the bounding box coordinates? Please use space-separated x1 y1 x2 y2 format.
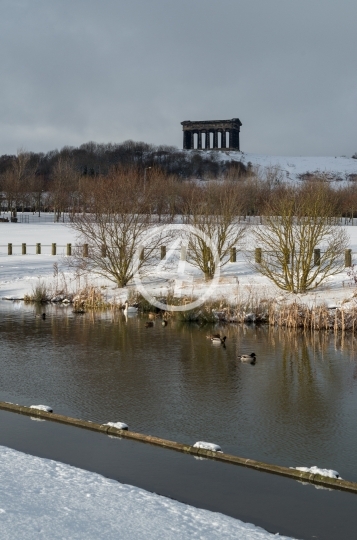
24 280 51 303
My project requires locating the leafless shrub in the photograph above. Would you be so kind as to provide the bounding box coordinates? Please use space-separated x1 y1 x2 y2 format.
182 181 246 280
68 169 170 288
252 183 350 293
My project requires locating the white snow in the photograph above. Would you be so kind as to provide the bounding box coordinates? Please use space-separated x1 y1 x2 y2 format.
294 466 340 479
29 405 53 413
103 421 129 430
0 445 293 539
193 441 223 453
217 151 357 184
1 210 357 310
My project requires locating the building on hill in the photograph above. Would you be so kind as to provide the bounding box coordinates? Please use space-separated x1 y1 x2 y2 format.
181 118 242 151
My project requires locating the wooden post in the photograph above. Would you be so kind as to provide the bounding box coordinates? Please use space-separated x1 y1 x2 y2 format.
345 249 352 268
83 244 88 257
22 243 26 255
8 243 12 255
67 243 72 256
101 244 106 257
161 246 166 260
230 247 236 262
255 248 262 264
36 243 41 255
51 243 56 256
180 245 187 261
314 248 320 266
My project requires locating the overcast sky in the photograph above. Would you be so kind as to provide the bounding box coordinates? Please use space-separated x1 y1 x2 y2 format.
0 0 356 157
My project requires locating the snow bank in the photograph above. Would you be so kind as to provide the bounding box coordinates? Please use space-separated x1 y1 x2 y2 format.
193 441 223 453
294 466 340 479
0 446 293 539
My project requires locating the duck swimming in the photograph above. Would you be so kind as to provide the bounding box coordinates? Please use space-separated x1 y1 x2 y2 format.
209 334 227 345
238 352 256 364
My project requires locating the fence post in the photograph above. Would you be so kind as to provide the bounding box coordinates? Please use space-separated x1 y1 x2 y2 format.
138 246 144 261
180 245 187 261
36 243 41 255
255 247 262 264
67 243 72 256
230 247 236 263
51 243 56 256
314 248 320 267
101 244 106 257
22 243 26 255
83 244 88 257
161 246 166 260
8 243 12 255
345 249 352 268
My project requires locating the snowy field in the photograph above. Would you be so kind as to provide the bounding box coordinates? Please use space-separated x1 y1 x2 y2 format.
1 219 357 309
0 445 293 540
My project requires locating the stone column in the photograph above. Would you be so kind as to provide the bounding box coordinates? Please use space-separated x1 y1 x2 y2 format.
213 130 218 149
226 130 230 149
198 132 203 150
221 130 226 149
191 131 195 150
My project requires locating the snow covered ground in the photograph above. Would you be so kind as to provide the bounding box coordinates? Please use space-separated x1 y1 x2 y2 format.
0 445 293 540
1 219 357 309
218 151 357 184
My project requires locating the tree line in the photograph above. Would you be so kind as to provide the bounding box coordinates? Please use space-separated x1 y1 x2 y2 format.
1 143 357 221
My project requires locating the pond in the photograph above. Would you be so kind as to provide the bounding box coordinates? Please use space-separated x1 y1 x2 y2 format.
1 301 357 481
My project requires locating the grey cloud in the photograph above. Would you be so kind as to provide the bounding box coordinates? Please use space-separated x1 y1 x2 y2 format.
0 0 356 156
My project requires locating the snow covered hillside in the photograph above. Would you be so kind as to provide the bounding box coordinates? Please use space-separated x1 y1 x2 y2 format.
218 151 357 184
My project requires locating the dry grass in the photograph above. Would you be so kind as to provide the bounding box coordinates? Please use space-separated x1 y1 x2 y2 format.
267 301 357 332
73 286 109 311
24 280 50 303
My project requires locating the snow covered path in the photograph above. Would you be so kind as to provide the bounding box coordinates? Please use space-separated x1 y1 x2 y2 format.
0 445 292 539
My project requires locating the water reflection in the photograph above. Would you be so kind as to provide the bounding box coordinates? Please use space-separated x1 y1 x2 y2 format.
1 301 357 480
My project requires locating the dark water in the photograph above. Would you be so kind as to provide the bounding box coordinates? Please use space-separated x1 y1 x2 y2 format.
1 301 357 481
1 409 356 540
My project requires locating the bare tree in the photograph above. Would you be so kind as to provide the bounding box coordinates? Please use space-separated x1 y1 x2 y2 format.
68 170 168 287
0 150 36 212
252 184 350 293
183 181 246 280
49 157 79 222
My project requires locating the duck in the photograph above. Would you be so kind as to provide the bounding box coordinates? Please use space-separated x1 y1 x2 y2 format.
209 334 227 345
124 301 138 316
238 353 256 364
145 321 154 328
